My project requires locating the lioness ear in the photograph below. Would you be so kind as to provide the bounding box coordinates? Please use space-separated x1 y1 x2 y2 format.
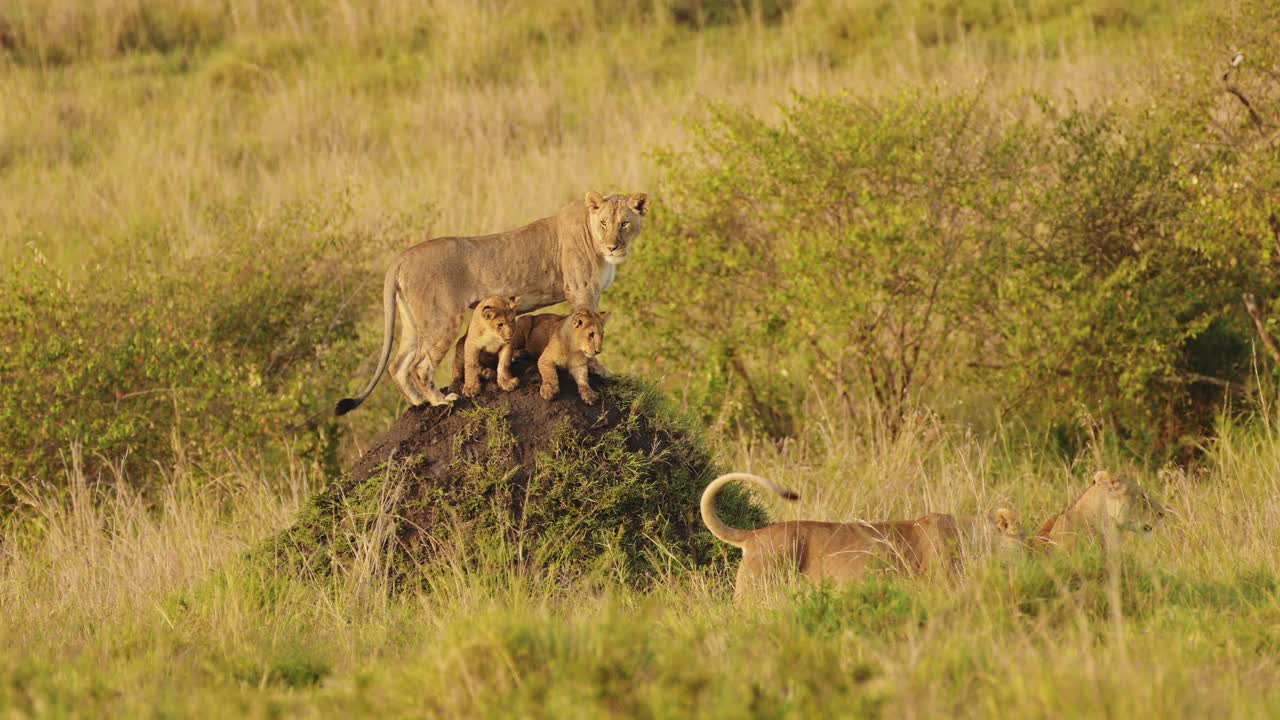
628 193 648 216
1094 471 1123 492
585 191 606 212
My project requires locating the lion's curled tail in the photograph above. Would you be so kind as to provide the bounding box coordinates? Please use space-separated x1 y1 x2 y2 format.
700 472 799 547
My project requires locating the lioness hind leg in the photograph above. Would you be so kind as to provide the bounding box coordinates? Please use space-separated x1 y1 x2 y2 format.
411 316 465 406
391 349 426 406
390 306 427 406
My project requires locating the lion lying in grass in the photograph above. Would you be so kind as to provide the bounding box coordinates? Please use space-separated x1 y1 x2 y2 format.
1035 470 1165 547
700 472 960 599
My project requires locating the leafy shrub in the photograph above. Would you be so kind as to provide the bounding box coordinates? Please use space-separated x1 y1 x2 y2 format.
0 191 394 492
615 91 1034 436
623 64 1279 451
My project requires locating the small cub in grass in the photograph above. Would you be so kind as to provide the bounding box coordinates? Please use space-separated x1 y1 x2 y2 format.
990 507 1027 554
959 507 1027 561
701 472 961 600
516 309 609 405
451 296 520 397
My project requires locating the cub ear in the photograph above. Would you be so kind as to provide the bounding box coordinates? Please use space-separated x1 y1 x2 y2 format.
585 191 606 212
627 193 648 216
994 508 1018 532
572 314 586 329
507 295 521 308
598 311 611 324
481 307 496 321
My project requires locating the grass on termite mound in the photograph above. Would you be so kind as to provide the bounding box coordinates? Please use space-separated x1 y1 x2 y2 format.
257 367 768 588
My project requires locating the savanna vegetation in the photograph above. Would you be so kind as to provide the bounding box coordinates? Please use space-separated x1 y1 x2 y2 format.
3 0 1280 716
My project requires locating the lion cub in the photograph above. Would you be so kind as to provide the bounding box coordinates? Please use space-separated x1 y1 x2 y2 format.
959 507 1027 561
701 472 960 600
513 309 609 405
450 296 520 397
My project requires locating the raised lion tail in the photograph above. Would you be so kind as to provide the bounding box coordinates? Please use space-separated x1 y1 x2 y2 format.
700 472 799 547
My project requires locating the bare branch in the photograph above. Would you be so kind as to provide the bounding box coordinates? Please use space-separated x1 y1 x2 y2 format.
1243 293 1280 367
1183 372 1247 396
1224 83 1266 132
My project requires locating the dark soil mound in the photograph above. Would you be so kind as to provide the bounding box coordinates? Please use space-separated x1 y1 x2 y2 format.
261 362 767 587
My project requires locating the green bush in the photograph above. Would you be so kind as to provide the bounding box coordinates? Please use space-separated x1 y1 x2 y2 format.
623 63 1279 452
615 91 1034 436
0 191 390 491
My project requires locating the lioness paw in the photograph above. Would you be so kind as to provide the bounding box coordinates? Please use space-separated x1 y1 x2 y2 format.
430 391 460 407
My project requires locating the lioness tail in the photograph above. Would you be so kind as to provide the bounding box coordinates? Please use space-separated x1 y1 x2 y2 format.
700 472 799 547
336 263 399 416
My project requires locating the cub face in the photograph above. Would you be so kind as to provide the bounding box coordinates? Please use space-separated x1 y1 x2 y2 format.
567 310 608 357
584 190 648 265
991 507 1026 553
477 295 520 342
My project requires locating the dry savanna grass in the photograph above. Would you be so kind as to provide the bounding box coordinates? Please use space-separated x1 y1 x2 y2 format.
5 411 1280 715
2 0 1182 272
7 0 1280 717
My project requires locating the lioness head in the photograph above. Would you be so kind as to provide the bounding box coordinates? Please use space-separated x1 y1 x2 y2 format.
585 190 647 265
477 295 520 342
1093 470 1165 534
567 309 608 357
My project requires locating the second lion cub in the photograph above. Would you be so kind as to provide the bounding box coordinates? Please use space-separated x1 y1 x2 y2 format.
450 296 520 397
515 309 610 405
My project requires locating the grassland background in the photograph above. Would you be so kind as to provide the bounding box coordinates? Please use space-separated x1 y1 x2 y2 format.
5 0 1280 716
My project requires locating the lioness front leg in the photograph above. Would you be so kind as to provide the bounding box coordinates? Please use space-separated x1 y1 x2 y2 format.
569 362 597 405
538 355 560 401
497 345 519 391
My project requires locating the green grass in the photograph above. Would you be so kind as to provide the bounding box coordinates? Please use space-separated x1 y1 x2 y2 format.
7 411 1280 716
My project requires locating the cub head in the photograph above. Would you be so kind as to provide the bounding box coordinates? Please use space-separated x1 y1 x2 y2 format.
991 507 1027 553
566 309 608 357
1092 470 1165 535
477 295 520 342
585 190 648 265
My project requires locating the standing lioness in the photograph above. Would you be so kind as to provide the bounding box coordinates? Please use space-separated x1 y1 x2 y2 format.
701 473 961 599
336 191 647 414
